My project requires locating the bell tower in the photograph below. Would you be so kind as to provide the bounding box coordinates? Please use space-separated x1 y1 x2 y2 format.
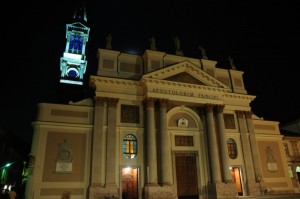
60 1 90 86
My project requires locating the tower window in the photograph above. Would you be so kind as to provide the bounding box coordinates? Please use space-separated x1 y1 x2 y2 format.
227 138 238 159
123 134 137 159
69 35 83 54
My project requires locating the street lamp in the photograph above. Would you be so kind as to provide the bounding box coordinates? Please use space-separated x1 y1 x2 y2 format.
0 162 14 169
0 162 14 184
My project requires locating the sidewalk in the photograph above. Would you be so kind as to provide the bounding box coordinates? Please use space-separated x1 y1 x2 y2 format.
238 193 300 199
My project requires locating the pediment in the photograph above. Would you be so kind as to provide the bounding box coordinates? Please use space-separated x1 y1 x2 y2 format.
142 61 229 88
70 22 87 28
165 72 206 85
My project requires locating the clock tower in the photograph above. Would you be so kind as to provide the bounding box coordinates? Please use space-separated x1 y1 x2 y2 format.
57 1 92 103
60 2 90 86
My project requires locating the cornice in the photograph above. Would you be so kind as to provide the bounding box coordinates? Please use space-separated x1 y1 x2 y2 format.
90 75 140 86
141 77 230 93
222 93 256 101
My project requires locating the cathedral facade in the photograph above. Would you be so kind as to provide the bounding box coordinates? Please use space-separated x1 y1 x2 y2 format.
24 4 299 199
25 47 298 199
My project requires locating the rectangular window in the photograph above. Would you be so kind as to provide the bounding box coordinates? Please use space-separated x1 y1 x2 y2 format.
121 105 140 123
223 113 236 129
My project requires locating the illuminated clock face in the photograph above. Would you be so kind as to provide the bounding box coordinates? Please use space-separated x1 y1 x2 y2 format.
66 67 79 78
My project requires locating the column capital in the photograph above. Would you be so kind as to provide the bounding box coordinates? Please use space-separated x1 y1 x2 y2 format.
245 111 253 119
107 98 119 108
215 104 225 113
145 97 156 107
94 97 106 106
205 104 214 112
236 110 244 118
158 98 169 109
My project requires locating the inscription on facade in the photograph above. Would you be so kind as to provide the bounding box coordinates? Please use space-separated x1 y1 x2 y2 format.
152 88 218 100
175 136 194 146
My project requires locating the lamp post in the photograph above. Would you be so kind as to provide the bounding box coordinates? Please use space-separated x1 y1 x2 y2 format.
0 162 14 184
0 163 12 169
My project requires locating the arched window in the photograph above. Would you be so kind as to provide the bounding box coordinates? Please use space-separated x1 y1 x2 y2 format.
69 34 83 54
227 138 238 159
123 134 137 159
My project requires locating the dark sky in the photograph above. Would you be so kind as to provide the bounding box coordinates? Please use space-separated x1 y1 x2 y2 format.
1 1 300 145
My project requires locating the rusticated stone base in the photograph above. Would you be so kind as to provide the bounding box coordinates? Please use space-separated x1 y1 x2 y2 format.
144 184 177 199
88 183 119 199
208 182 237 199
247 181 265 196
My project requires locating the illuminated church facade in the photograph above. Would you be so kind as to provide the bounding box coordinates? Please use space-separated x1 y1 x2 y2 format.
25 4 300 199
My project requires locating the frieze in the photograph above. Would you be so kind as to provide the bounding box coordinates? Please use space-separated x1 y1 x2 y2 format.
151 88 218 100
143 78 228 93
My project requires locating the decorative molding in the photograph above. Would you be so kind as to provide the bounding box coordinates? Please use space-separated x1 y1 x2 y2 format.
142 78 228 93
90 75 140 86
177 118 189 127
222 93 256 101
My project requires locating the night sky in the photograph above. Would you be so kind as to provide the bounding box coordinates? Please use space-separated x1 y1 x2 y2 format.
1 1 300 145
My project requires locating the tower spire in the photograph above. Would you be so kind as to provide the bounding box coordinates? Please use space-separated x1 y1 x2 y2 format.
73 0 87 23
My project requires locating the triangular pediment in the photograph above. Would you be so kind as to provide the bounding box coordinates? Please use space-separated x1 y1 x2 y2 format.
165 72 206 85
70 22 88 28
142 61 229 89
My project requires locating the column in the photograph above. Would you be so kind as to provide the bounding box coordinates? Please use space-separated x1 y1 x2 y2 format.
245 111 262 181
106 97 119 185
91 97 106 186
145 97 158 185
215 105 232 183
205 104 222 183
159 99 172 185
236 111 256 183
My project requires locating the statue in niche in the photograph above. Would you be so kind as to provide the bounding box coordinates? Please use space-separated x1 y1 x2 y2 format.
149 36 157 50
106 33 112 50
172 36 181 50
228 56 236 70
199 45 208 59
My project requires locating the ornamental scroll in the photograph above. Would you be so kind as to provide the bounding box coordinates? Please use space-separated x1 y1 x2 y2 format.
266 146 277 171
56 139 73 173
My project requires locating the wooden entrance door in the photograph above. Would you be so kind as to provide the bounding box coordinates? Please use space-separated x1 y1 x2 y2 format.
121 167 138 199
175 153 198 199
230 166 243 196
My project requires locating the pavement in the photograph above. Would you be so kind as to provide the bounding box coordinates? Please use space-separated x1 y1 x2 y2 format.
239 193 300 199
